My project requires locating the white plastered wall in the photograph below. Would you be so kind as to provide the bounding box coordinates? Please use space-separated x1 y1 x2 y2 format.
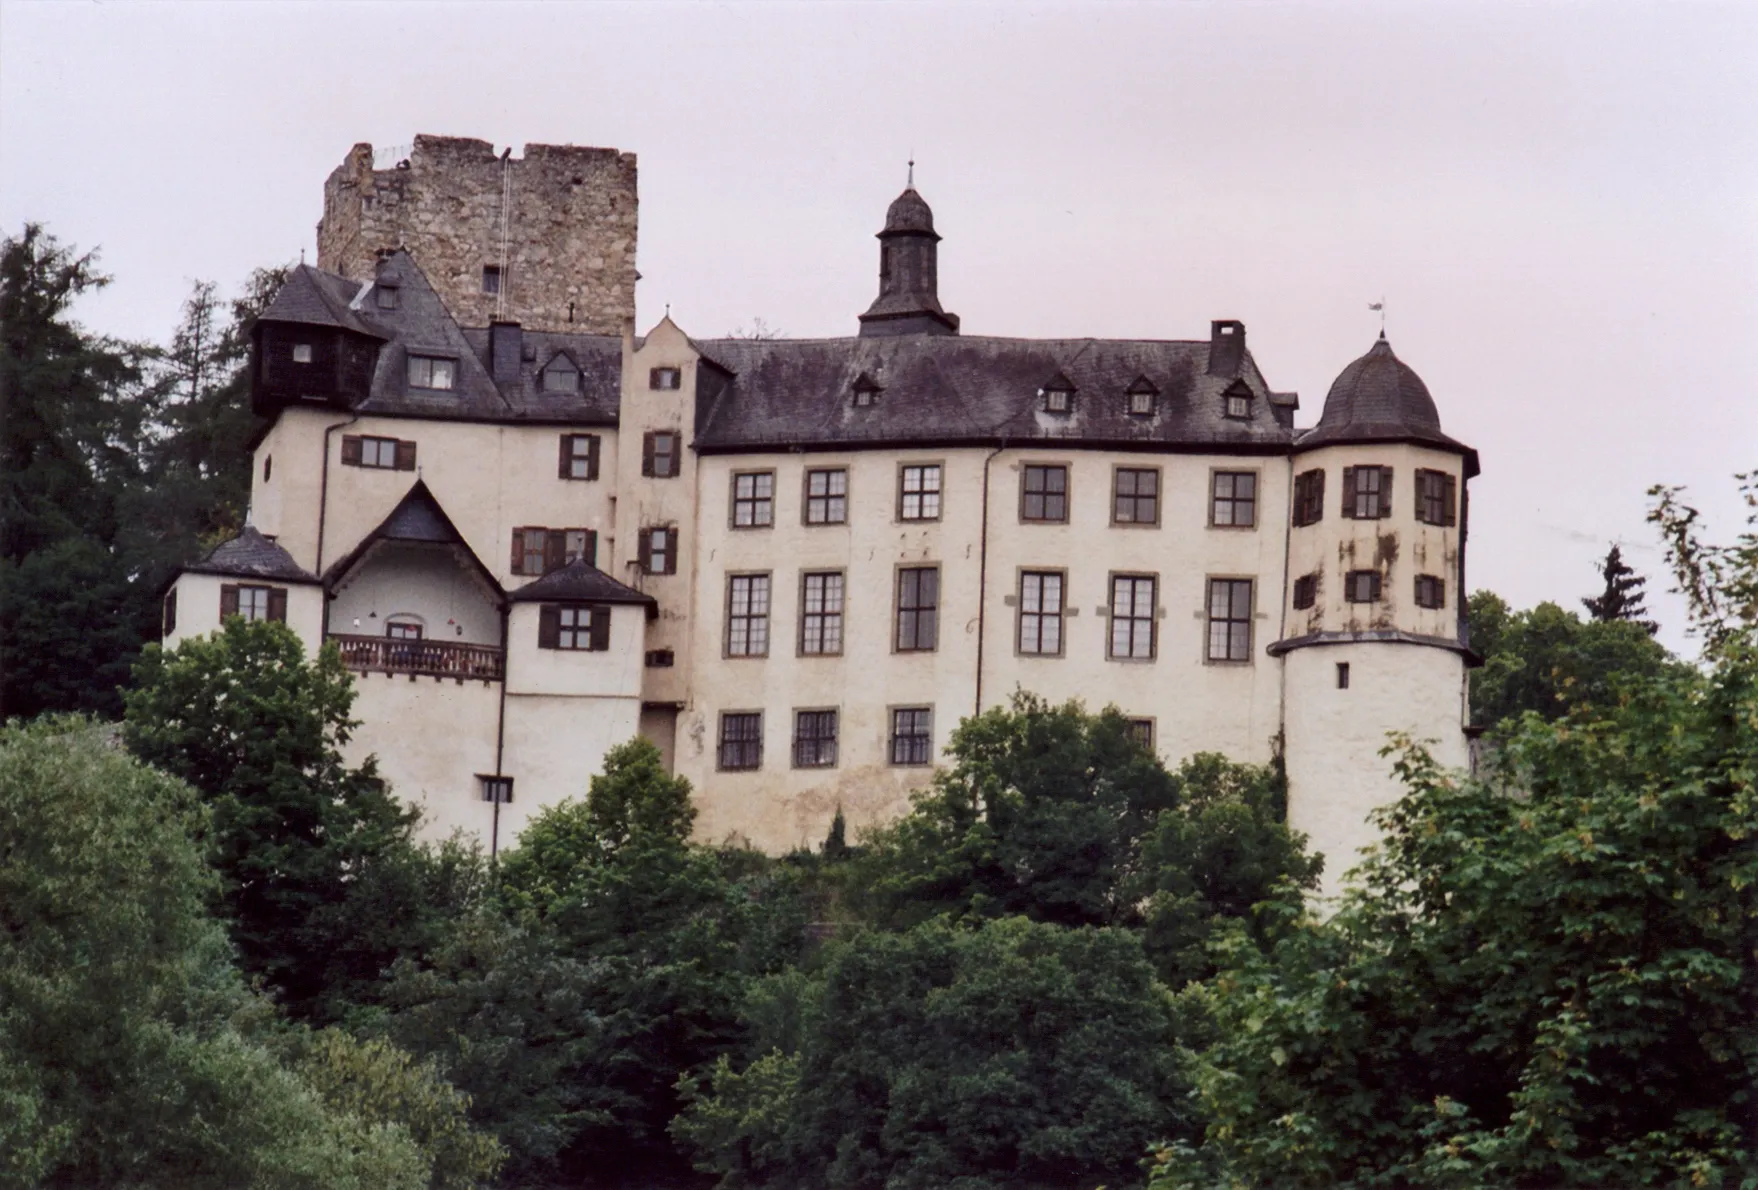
343 672 502 844
163 572 325 657
328 543 502 647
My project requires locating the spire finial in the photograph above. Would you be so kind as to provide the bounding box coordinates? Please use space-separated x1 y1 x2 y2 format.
1368 297 1386 337
907 155 914 188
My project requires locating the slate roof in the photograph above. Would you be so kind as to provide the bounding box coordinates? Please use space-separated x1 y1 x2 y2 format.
1298 335 1478 473
506 558 658 608
321 480 503 599
186 526 321 584
353 252 515 421
257 266 385 339
881 187 938 238
691 336 1298 453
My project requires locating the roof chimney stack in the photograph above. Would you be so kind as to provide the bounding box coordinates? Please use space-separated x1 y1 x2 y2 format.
1208 320 1246 377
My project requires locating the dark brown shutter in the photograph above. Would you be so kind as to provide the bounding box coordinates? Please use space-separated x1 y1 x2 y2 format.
542 530 565 574
642 432 656 477
163 588 177 635
1378 467 1394 518
394 439 417 471
664 528 679 575
1443 474 1458 527
558 435 574 479
267 587 288 623
340 435 363 466
637 530 652 573
585 530 598 567
1341 467 1357 519
589 605 612 651
538 605 561 649
220 584 240 617
1311 469 1326 524
510 528 526 574
587 435 601 480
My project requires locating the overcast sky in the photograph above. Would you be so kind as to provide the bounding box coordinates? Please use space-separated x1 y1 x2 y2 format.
3 1 1753 656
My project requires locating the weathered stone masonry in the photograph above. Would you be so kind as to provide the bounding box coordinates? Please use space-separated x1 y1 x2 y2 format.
316 134 638 336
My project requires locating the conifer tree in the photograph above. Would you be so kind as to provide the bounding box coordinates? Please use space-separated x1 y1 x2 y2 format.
1582 543 1658 634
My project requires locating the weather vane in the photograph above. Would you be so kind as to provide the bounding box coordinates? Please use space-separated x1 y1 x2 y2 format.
1368 297 1386 334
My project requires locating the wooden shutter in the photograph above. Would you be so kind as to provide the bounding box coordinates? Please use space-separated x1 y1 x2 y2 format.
587 435 601 480
637 530 652 573
538 605 561 649
510 528 526 574
220 584 240 617
394 439 417 471
267 587 289 623
589 605 612 651
558 435 574 479
1378 467 1394 518
584 530 598 567
1341 467 1357 519
664 528 679 575
340 435 363 466
542 530 565 573
1309 470 1326 524
1443 474 1458 527
641 432 656 477
163 588 177 635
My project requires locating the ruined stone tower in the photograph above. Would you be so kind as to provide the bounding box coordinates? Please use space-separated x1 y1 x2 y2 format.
316 135 637 335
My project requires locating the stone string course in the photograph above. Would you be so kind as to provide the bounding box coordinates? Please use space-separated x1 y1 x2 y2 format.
317 135 637 336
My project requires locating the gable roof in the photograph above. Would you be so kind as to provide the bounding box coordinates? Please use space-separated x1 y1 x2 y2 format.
507 558 657 610
185 526 321 584
321 480 504 601
256 265 385 339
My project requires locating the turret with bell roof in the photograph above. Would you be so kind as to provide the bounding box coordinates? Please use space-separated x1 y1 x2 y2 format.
858 180 960 337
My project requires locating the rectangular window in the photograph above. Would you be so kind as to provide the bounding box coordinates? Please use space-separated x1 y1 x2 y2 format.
376 285 400 310
558 434 600 480
1415 469 1458 526
1112 468 1160 526
890 707 933 766
718 712 763 771
895 566 940 652
642 431 680 478
537 604 610 651
1210 471 1258 527
793 710 839 769
220 583 287 623
1020 464 1069 523
1128 718 1155 751
1415 573 1446 609
481 266 501 295
341 435 416 470
386 621 422 640
511 528 596 576
650 366 682 391
479 775 513 803
639 527 678 576
1292 573 1318 610
1206 578 1254 662
542 358 580 393
800 571 845 655
1109 574 1157 660
1343 466 1394 519
804 468 848 525
732 471 775 528
726 574 771 657
1018 571 1064 656
645 649 675 668
1337 662 1351 690
162 588 177 636
292 343 313 363
898 464 942 521
1293 469 1326 527
407 355 456 391
558 606 592 650
1345 570 1383 603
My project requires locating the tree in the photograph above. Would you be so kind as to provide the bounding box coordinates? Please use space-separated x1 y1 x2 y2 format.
1581 543 1657 634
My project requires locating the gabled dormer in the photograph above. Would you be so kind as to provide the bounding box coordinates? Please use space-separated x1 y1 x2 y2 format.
1039 371 1077 414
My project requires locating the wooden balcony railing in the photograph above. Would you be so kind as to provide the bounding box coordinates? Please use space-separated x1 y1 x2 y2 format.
329 633 504 681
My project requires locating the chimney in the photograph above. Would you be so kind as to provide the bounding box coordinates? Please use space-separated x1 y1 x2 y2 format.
1207 320 1246 377
490 321 522 386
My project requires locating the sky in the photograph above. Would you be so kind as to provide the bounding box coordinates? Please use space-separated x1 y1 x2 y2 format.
3 1 1753 657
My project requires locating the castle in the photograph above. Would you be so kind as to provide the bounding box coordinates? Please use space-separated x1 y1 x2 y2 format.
163 135 1479 886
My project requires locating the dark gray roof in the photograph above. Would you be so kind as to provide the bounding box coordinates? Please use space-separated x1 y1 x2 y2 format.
186 526 320 584
692 335 1296 453
881 187 938 238
1298 335 1477 472
458 328 622 424
353 252 514 421
321 480 503 599
507 558 657 607
257 266 386 339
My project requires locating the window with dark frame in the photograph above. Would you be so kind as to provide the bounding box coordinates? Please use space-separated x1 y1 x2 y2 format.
559 433 600 480
220 583 286 624
852 375 883 407
1292 573 1318 610
643 431 680 478
511 527 596 576
1112 468 1159 525
1109 574 1157 660
800 571 845 655
376 285 400 310
890 707 933 766
1415 573 1446 609
1343 466 1394 519
718 712 763 771
1293 469 1326 526
342 435 415 470
645 649 675 668
264 455 272 482
639 527 678 576
899 464 941 520
1415 469 1458 526
1206 578 1254 662
732 471 775 528
162 588 177 635
1345 570 1383 603
1021 464 1068 523
1128 718 1155 751
726 574 771 657
804 468 848 524
1210 471 1258 527
537 604 609 651
1018 571 1064 656
1337 662 1351 690
542 355 580 393
385 620 423 640
793 710 839 769
1223 383 1253 420
407 355 456 391
1042 377 1076 413
650 366 682 391
895 567 940 652
479 775 514 804
481 266 501 295
1126 377 1158 416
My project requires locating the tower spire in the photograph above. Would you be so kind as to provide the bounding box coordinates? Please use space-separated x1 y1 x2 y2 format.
857 182 959 338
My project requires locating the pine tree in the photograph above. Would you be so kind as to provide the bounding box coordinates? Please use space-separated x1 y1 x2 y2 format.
1582 543 1659 634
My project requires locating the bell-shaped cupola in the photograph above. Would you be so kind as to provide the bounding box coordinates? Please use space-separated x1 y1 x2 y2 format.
1303 334 1447 447
858 186 959 337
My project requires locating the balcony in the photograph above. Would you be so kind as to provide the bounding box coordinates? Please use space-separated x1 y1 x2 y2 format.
329 633 504 682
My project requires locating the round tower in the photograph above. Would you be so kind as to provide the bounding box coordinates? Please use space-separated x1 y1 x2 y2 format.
1271 334 1480 894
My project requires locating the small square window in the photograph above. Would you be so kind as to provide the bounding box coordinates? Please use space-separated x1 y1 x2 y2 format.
1210 472 1258 528
1126 377 1158 416
650 366 682 391
1344 466 1393 520
292 343 313 363
852 375 883 407
482 266 501 295
890 707 933 766
1128 718 1155 751
899 464 942 521
407 355 456 391
556 606 595 650
1415 574 1446 609
1292 573 1318 610
1043 385 1075 413
793 709 839 769
804 468 848 524
479 775 514 804
1345 570 1382 603
1112 468 1159 526
1021 464 1068 523
559 433 599 480
376 285 400 310
732 471 775 528
1223 385 1253 420
718 712 763 771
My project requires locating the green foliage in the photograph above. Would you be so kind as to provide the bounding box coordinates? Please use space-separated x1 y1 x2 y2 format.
1581 543 1658 633
675 917 1181 1190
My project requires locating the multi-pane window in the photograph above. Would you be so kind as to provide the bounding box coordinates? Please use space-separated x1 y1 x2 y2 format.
793 710 839 769
479 776 513 804
890 707 933 766
1292 573 1318 610
1415 574 1446 609
540 605 601 651
542 356 580 393
1021 464 1068 523
1206 578 1254 662
1343 466 1394 519
718 712 763 771
1223 384 1252 420
804 468 848 524
1042 380 1075 413
800 572 845 655
650 366 682 390
1128 718 1156 751
1415 469 1458 526
1210 472 1257 527
558 433 599 480
643 431 680 478
1112 468 1159 526
726 574 771 657
386 620 423 640
732 472 775 528
639 527 678 576
1109 575 1157 660
895 567 940 652
1345 570 1383 603
221 584 285 623
342 435 414 470
1126 377 1158 416
512 527 595 576
1293 469 1326 526
1018 571 1064 656
899 464 942 521
852 376 882 407
407 355 456 390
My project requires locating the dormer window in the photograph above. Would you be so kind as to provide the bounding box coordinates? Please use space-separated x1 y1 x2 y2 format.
407 355 456 391
650 366 681 391
852 373 883 408
375 285 400 310
1223 382 1253 420
291 344 313 364
541 354 580 393
1041 373 1076 414
1126 376 1158 416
